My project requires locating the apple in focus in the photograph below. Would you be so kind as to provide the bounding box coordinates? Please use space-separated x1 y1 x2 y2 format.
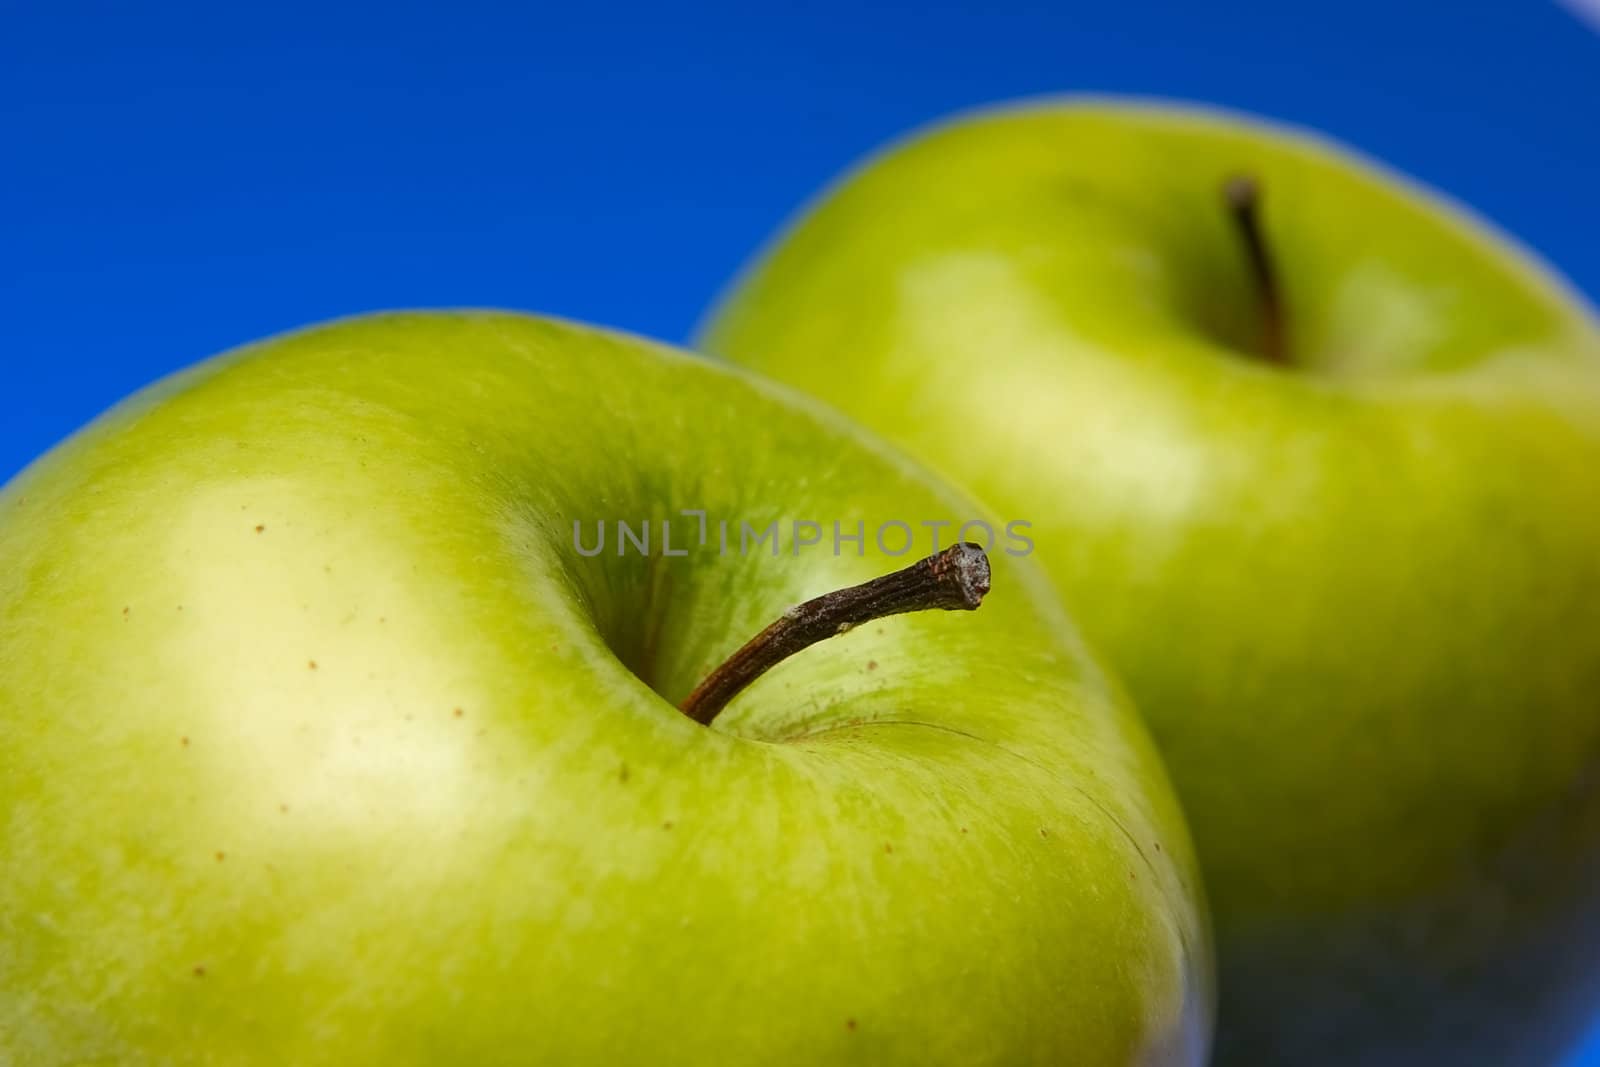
0 312 1211 1064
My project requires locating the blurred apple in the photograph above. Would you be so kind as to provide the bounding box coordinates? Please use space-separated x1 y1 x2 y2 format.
701 100 1600 1064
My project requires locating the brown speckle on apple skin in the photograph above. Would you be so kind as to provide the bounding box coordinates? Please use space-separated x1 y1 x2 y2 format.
883 843 893 854
866 660 878 671
215 851 225 862
452 707 464 719
308 660 318 671
846 1019 857 1032
254 525 265 533
618 763 630 784
193 966 206 978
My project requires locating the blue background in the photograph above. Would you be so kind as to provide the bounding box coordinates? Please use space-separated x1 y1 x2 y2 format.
5 2 1600 1061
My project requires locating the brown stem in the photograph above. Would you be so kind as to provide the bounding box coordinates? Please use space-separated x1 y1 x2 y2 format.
1223 173 1289 365
679 542 991 726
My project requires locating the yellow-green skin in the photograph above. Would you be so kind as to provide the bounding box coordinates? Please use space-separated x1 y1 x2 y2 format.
700 101 1600 1065
0 313 1210 1065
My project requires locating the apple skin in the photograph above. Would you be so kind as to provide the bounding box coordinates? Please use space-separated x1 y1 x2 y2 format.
699 100 1600 1065
0 312 1210 1065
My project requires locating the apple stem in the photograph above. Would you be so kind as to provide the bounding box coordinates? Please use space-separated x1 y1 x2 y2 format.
1223 174 1289 365
679 543 992 727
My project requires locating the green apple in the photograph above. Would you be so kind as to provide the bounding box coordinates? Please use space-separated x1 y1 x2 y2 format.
0 311 1210 1065
699 100 1600 1065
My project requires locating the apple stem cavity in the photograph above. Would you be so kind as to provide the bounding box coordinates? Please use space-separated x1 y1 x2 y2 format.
679 542 992 727
1223 173 1289 366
